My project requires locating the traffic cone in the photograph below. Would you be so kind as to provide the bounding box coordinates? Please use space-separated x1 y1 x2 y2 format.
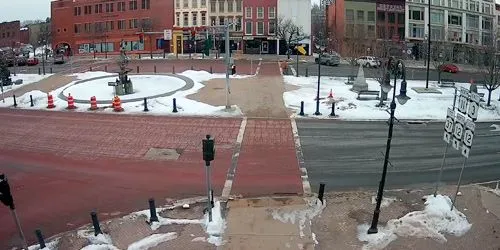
47 93 55 109
328 89 334 99
113 96 124 112
67 94 76 109
89 96 98 110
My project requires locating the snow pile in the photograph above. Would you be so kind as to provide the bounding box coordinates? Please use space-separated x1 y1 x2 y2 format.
77 230 118 250
127 233 177 250
283 75 500 121
358 194 472 250
203 201 227 246
271 198 326 237
27 238 60 250
2 74 54 92
371 196 397 208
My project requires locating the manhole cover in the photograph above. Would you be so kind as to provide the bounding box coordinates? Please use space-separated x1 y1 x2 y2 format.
144 148 181 160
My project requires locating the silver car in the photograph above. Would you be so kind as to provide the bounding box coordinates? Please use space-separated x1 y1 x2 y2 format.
317 53 340 66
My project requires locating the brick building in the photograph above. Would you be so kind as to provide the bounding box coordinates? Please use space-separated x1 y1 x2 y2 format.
0 21 21 48
51 0 175 56
242 0 277 54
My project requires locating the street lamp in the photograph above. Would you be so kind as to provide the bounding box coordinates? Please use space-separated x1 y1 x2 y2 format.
38 40 46 75
314 43 326 116
367 57 410 234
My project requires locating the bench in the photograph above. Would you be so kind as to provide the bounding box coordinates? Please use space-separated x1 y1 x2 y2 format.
357 90 380 100
439 79 455 87
345 76 355 85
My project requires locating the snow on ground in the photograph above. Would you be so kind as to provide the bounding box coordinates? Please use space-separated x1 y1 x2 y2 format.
357 194 472 250
371 196 398 208
127 233 178 250
203 201 227 246
271 198 326 238
284 75 500 121
1 74 53 93
0 70 250 117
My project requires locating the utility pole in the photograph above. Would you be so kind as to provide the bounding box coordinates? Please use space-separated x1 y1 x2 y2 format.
425 0 431 89
225 23 231 109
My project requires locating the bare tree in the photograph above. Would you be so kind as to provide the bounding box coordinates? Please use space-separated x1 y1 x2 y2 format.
430 42 453 84
36 23 51 59
276 17 309 59
479 41 500 106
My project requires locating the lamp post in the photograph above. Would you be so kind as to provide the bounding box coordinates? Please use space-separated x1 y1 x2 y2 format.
367 57 410 234
38 40 46 75
314 42 326 116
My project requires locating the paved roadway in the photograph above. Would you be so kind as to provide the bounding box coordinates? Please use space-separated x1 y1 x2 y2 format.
297 120 500 192
293 62 485 83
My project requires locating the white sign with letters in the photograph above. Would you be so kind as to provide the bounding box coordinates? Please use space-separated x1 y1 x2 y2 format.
164 29 172 40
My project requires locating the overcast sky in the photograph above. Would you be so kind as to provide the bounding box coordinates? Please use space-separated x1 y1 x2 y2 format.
1 0 321 23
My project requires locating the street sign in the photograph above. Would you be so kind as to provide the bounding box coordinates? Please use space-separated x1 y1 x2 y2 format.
452 113 466 150
467 92 480 120
164 29 172 40
108 82 118 86
461 119 475 158
443 107 455 144
296 45 306 55
457 92 468 114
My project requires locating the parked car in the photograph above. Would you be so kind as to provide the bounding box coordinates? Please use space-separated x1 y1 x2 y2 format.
356 56 381 68
27 57 39 66
53 54 65 64
439 64 459 73
316 53 340 66
16 56 27 66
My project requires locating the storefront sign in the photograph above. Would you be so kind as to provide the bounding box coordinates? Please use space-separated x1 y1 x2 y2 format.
376 4 405 12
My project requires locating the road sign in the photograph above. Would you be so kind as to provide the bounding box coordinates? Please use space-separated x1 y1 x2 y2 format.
467 92 480 120
444 108 454 133
460 119 475 158
452 113 466 150
296 45 307 55
164 29 172 40
108 82 118 86
443 131 452 143
457 93 468 114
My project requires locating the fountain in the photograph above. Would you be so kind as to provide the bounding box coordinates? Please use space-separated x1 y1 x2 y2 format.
109 39 134 95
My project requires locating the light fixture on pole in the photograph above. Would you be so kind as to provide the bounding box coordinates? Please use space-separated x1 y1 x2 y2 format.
314 42 326 116
367 57 409 234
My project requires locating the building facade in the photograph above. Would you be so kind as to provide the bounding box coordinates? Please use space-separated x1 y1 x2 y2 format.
0 21 21 48
173 0 208 54
51 0 174 56
343 0 377 56
209 0 244 51
277 0 312 55
241 0 277 54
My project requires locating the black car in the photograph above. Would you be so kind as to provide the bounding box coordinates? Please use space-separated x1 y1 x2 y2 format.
53 54 65 64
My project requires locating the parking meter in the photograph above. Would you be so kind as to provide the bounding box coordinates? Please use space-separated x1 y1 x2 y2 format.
203 135 215 163
0 174 14 209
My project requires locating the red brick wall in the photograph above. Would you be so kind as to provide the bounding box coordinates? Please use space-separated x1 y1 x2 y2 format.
243 0 277 36
327 0 344 54
19 29 30 45
0 21 21 48
51 0 174 55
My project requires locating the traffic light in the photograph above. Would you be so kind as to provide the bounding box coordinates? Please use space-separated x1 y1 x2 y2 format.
0 174 14 209
202 135 215 162
191 30 196 41
139 33 144 43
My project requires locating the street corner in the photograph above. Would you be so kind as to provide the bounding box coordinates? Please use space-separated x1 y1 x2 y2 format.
310 185 500 250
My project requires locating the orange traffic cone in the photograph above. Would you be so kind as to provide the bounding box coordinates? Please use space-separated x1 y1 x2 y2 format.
89 96 98 110
47 94 55 109
328 89 334 99
113 96 124 112
67 94 76 109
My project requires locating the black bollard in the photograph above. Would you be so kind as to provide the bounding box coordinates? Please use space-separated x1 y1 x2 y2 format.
211 190 214 208
191 65 194 70
30 95 34 107
154 65 157 73
305 68 309 77
50 67 53 74
104 65 108 72
299 101 305 116
143 98 149 112
139 53 141 59
13 94 17 107
38 67 41 75
90 211 102 236
172 98 178 113
35 229 46 249
90 66 93 71
330 102 336 117
136 66 139 73
172 65 175 74
148 198 159 223
210 66 213 74
318 183 326 204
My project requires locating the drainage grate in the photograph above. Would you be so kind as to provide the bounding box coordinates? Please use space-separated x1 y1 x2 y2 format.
144 148 181 160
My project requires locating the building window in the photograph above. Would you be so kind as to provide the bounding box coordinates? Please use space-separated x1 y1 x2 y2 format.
431 27 444 40
245 7 252 18
184 0 188 7
430 10 444 24
193 12 198 26
228 0 233 12
448 0 462 8
367 11 375 22
346 9 354 22
183 13 189 26
176 0 180 8
267 7 275 19
129 19 138 29
129 0 138 10
141 0 150 9
219 0 224 12
466 0 479 12
388 13 395 23
192 0 197 8
482 32 492 45
448 13 462 25
201 12 206 25
357 11 364 22
268 20 275 34
236 16 242 31
236 0 242 12
74 6 81 16
118 20 126 30
84 23 91 32
74 24 81 34
257 7 264 19
410 23 424 38
84 5 92 15
466 14 479 29
367 25 375 37
410 7 424 21
377 11 385 21
245 21 252 35
219 16 224 25
95 4 103 13
257 22 264 35
105 3 114 13
118 2 126 11
201 0 206 7
431 0 443 6
482 3 492 14
482 17 492 30
106 21 114 31
466 32 478 44
211 1 216 12
176 13 180 26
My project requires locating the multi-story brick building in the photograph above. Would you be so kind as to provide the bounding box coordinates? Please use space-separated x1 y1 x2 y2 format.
173 0 209 54
0 21 21 48
51 0 174 56
242 0 277 54
209 0 244 51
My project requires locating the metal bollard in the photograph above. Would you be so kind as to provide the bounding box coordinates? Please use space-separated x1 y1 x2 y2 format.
172 98 178 113
318 183 326 204
90 211 102 236
30 95 34 107
154 65 157 73
90 66 93 71
211 190 214 208
143 98 149 112
210 66 213 74
13 94 17 107
299 101 305 116
35 229 46 249
136 66 139 73
172 65 175 74
50 67 53 74
104 65 108 72
148 198 159 223
330 102 336 117
38 67 41 75
305 68 309 77
191 65 194 70
139 53 141 59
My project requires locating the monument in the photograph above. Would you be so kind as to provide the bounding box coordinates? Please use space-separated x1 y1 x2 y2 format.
110 40 134 95
351 64 368 93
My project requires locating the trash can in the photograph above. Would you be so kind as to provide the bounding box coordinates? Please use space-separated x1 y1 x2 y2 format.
231 64 236 75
